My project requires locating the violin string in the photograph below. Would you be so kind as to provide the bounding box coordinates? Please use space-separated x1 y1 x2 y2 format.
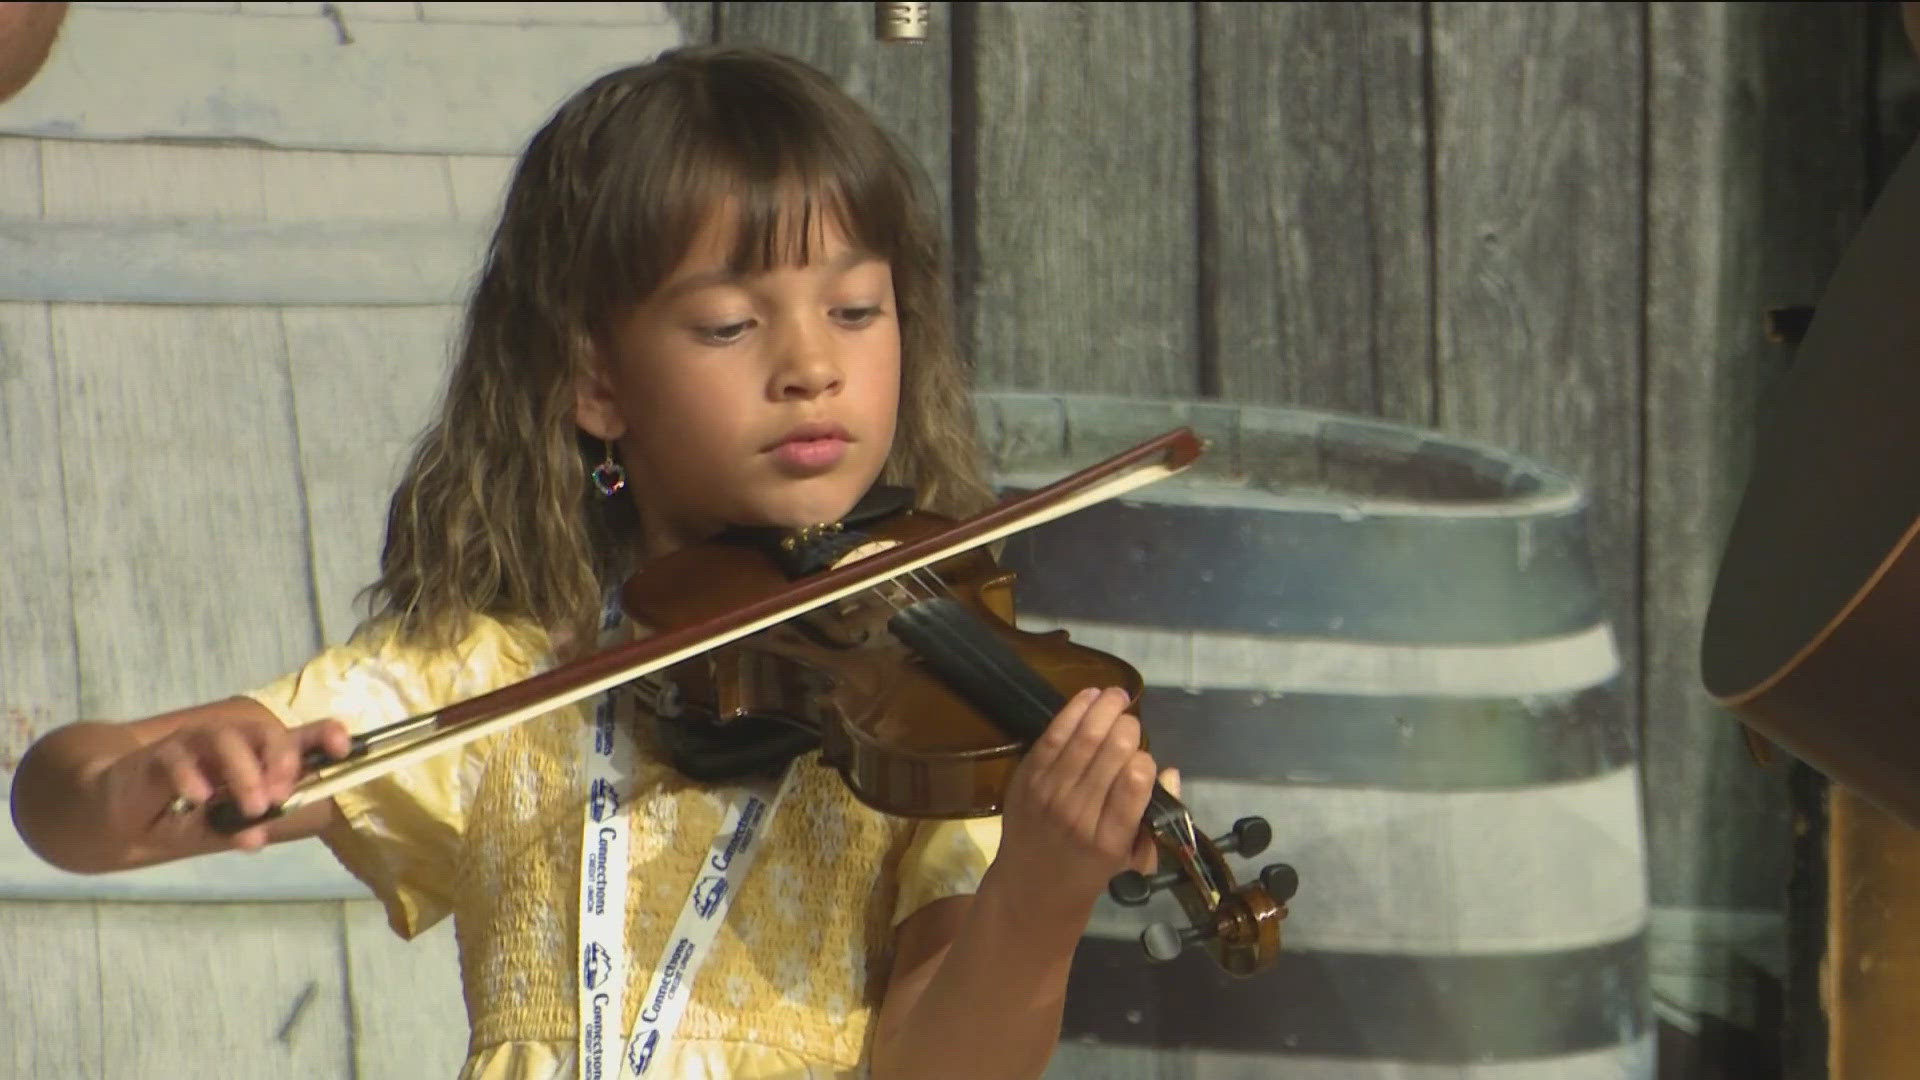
905 566 948 604
872 582 1065 735
879 573 1145 772
873 573 1062 724
871 576 913 614
897 568 1085 726
889 573 1224 895
880 569 1160 773
867 569 1206 868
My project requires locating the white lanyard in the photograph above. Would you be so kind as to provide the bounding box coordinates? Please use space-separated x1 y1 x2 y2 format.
576 682 793 1079
577 685 637 1080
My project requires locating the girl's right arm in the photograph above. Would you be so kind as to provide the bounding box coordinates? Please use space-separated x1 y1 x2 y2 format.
9 697 351 874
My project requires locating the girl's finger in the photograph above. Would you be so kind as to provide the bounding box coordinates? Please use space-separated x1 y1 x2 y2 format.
1122 767 1180 873
1069 713 1143 833
147 738 215 812
296 718 353 763
258 724 302 799
1128 823 1158 875
1093 750 1157 863
264 720 349 804
208 726 267 818
1047 687 1127 792
230 824 273 852
1023 686 1101 779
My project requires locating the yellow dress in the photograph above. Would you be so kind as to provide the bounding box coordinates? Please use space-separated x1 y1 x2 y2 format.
245 615 1002 1080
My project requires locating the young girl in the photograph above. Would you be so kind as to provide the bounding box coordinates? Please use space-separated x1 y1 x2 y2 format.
9 45 1165 1080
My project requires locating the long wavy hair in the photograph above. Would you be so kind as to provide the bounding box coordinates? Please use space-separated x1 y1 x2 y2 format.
362 46 994 653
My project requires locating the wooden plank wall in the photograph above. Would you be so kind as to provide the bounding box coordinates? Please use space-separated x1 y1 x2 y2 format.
0 2 1896 1077
0 5 683 1078
1647 4 1876 1074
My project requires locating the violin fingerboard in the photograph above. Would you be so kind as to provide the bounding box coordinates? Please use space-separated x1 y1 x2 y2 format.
890 598 1192 837
885 598 1065 742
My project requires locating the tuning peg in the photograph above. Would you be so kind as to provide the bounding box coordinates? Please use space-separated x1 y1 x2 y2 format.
1108 868 1181 907
1260 862 1300 903
1141 919 1214 962
1213 816 1271 857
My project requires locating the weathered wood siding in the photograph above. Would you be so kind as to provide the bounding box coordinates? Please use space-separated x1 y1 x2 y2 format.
0 2 1900 1077
1 6 682 1077
1643 6 1875 1074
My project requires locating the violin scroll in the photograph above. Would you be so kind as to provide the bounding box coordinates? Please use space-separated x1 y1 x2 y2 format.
1139 884 1283 969
1107 796 1297 976
1108 816 1278 905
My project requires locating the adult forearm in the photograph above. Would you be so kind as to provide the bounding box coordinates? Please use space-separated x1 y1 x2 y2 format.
870 865 1092 1080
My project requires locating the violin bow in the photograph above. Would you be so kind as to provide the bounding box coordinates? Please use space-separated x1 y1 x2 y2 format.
208 427 1206 832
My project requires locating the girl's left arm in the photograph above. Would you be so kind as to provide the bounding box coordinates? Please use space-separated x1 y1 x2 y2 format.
868 686 1164 1080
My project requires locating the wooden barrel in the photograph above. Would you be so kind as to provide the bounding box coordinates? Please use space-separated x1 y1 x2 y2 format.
976 392 1653 1080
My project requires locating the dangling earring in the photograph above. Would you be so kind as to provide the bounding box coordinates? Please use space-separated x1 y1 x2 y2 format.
590 440 626 496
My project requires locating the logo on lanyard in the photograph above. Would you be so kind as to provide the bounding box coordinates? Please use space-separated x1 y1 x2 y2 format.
692 875 728 919
594 698 618 756
583 941 613 990
627 1029 661 1075
589 777 621 821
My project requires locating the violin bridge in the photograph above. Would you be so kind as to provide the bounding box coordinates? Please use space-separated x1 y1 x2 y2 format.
828 538 902 570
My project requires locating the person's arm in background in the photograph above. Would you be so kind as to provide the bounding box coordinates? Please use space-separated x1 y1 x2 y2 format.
0 2 67 104
1906 3 1920 61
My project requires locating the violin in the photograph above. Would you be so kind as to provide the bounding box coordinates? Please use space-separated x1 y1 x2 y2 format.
205 427 1296 974
625 494 1298 976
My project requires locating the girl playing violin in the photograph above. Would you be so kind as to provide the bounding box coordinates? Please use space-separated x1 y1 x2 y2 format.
9 45 1171 1080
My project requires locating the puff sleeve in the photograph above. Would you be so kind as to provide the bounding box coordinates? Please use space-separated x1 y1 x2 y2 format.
889 815 1002 927
243 616 546 939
